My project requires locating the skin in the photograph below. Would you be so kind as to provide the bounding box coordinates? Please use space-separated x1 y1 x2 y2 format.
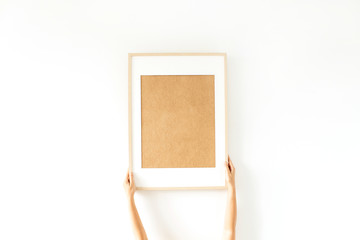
123 170 148 240
123 155 237 240
222 155 237 240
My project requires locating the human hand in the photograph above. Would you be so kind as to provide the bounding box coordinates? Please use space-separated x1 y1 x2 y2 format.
225 155 235 190
123 169 135 199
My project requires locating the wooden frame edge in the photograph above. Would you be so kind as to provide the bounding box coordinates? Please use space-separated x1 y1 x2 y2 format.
129 52 226 57
224 54 228 163
128 53 133 171
128 53 228 190
136 186 227 191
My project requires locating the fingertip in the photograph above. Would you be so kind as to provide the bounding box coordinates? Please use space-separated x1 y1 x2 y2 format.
229 158 234 168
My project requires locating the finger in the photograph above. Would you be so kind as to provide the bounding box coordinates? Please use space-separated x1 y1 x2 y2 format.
130 171 134 184
226 155 231 167
228 155 232 165
127 169 131 184
228 157 234 168
124 175 129 186
225 156 232 171
229 158 235 172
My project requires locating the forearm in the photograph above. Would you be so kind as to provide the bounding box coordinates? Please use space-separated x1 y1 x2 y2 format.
223 186 237 240
128 196 148 240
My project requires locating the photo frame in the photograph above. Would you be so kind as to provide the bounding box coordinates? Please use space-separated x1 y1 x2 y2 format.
128 53 228 190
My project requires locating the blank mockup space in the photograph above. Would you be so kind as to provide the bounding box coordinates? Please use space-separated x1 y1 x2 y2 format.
141 75 215 168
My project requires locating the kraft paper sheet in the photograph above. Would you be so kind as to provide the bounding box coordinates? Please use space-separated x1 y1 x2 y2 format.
141 75 215 168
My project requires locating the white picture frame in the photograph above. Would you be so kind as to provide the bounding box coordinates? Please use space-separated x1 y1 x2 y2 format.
128 53 228 190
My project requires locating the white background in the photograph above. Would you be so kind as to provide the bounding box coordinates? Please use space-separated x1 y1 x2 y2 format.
0 1 359 240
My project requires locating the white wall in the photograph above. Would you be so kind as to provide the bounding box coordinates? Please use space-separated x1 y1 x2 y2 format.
1 0 359 239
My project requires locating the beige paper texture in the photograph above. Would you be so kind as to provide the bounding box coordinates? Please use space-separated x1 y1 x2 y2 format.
141 75 215 168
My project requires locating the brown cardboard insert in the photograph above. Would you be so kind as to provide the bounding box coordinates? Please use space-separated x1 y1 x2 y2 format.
141 75 215 168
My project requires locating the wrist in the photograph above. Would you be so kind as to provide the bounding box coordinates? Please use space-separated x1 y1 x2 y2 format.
227 185 236 193
127 193 135 202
